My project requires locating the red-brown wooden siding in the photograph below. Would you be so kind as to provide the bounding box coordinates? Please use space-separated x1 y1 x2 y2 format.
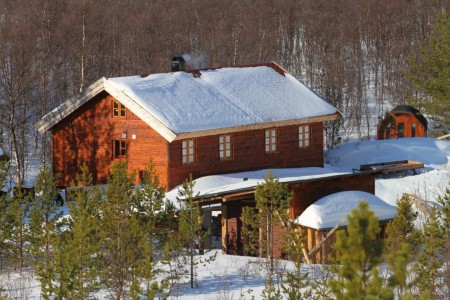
52 92 169 187
168 123 324 189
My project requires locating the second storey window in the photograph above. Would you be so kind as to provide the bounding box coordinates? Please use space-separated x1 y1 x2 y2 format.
265 129 277 153
182 139 195 164
113 139 126 157
299 125 310 148
219 134 233 159
112 100 126 118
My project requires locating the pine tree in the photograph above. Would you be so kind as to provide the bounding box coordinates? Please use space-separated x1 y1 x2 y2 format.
64 164 101 299
133 160 167 298
329 201 393 300
414 208 445 299
29 166 60 299
99 161 139 298
177 174 202 289
387 243 415 300
4 182 31 274
437 183 450 299
408 12 450 123
281 228 311 300
242 171 291 299
384 194 421 258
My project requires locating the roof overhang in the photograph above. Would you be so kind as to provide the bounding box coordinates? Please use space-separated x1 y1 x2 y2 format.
174 112 341 140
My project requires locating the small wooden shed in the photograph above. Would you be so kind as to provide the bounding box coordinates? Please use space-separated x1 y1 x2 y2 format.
377 105 427 140
295 191 396 263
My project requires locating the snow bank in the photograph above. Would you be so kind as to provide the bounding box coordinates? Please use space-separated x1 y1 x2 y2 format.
107 66 337 134
327 138 450 206
327 138 450 170
295 191 397 230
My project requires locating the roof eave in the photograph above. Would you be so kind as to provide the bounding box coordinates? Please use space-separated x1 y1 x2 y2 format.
174 112 341 140
35 78 107 132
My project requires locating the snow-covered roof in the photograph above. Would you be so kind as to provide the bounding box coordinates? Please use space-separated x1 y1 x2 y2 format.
165 167 348 204
294 191 397 230
36 62 340 142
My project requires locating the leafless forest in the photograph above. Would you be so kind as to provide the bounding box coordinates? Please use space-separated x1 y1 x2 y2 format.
0 0 447 184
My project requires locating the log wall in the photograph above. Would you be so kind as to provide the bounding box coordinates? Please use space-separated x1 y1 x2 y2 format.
168 123 324 189
52 92 169 187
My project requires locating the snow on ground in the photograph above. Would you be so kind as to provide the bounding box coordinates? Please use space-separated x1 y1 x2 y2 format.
326 138 450 206
3 137 450 299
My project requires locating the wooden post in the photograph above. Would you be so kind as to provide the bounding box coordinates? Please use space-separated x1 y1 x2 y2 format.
198 205 204 255
221 203 227 254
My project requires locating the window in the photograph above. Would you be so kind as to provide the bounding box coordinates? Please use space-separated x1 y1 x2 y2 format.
219 134 233 159
182 139 195 164
299 125 310 148
112 100 126 118
398 123 404 138
265 129 277 153
113 139 126 157
412 123 416 137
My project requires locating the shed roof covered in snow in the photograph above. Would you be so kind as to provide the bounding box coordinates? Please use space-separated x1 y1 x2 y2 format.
295 191 397 230
36 62 340 142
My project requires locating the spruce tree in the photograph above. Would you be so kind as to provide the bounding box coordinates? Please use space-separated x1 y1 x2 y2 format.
329 201 393 300
29 166 60 299
408 12 450 123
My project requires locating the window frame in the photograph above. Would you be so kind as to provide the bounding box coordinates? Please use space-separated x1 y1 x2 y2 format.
265 128 277 153
112 100 126 118
182 139 196 165
219 134 233 160
299 125 310 148
112 139 127 158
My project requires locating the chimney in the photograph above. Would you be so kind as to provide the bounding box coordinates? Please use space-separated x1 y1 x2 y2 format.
171 56 186 72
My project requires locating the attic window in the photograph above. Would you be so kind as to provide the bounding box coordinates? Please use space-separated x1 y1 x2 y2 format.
299 125 310 148
182 139 195 164
113 139 126 157
265 129 277 153
112 100 126 118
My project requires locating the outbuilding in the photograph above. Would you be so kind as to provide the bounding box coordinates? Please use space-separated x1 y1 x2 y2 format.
377 105 427 139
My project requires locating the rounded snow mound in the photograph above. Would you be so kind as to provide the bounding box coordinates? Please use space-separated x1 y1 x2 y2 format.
294 191 396 230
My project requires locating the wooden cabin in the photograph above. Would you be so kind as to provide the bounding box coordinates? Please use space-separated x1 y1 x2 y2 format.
168 169 378 259
377 105 427 140
295 191 395 263
36 61 340 189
